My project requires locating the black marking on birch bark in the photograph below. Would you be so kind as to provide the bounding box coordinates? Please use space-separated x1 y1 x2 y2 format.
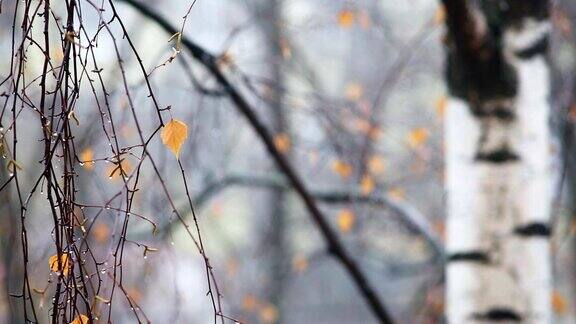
475 149 520 163
447 251 490 264
472 106 515 121
514 222 550 237
515 37 548 60
471 308 523 322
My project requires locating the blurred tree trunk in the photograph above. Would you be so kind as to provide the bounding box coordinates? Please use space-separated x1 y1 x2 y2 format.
444 1 553 322
260 0 289 321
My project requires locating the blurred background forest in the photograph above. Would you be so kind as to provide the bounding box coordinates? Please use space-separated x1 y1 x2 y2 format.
1 0 576 323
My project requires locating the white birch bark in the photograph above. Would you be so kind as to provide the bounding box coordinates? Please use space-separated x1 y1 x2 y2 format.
446 13 554 324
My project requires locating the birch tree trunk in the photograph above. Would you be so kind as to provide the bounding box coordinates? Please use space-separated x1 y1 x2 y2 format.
444 1 554 322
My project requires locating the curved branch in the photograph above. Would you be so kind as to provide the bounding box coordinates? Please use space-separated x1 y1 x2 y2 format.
116 0 396 323
156 173 443 259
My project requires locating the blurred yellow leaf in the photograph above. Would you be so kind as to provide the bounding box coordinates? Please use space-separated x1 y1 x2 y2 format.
161 119 188 159
292 254 308 273
70 314 89 324
552 290 567 315
126 287 143 303
388 187 406 202
337 209 355 233
79 148 94 171
49 253 71 276
273 133 291 153
260 303 279 323
345 82 364 101
93 223 110 243
242 294 259 312
408 127 429 148
368 155 386 175
106 159 132 181
435 96 448 119
360 175 375 195
337 10 355 28
331 159 352 178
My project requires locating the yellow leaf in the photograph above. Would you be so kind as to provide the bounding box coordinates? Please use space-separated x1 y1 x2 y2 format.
292 254 308 273
273 133 291 153
337 10 355 28
332 159 352 178
360 175 375 195
126 287 143 303
345 82 364 101
259 303 279 323
106 159 132 181
388 187 405 202
79 148 94 171
242 294 259 312
435 96 448 119
552 290 567 315
92 223 110 243
337 209 355 233
70 314 89 324
161 119 188 159
368 155 386 175
49 253 71 276
408 127 429 149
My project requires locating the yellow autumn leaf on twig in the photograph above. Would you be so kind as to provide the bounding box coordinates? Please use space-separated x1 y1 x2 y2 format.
79 148 94 171
49 253 71 276
70 314 89 324
161 119 188 159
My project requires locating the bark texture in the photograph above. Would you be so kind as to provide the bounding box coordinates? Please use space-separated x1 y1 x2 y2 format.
444 1 554 323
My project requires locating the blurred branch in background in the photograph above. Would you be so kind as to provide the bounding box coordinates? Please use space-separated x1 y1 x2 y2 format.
143 172 444 260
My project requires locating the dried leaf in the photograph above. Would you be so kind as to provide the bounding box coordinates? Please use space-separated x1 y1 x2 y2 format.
360 175 375 195
337 10 355 28
93 223 110 243
388 187 406 202
435 96 448 119
70 314 89 324
368 155 386 175
106 159 132 181
408 127 429 148
161 119 188 159
332 159 352 178
49 253 71 276
260 303 279 323
552 290 567 315
337 209 355 233
80 148 94 171
242 294 259 312
273 133 291 153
